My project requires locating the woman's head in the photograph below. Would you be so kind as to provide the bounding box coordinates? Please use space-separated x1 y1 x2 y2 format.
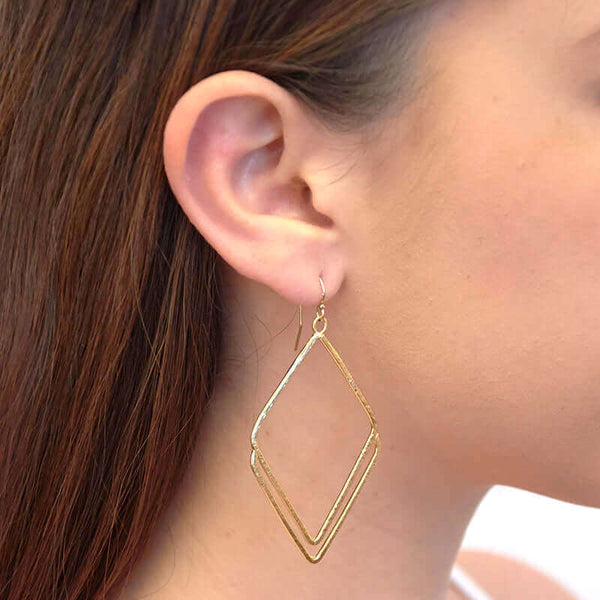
3 0 600 598
165 0 600 511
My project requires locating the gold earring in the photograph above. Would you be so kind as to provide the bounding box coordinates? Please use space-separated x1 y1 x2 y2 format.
249 275 382 563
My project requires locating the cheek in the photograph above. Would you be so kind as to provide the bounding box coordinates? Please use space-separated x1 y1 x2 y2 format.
419 118 600 501
451 143 600 302
362 0 600 505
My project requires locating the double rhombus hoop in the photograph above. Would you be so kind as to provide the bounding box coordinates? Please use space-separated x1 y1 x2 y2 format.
249 275 382 563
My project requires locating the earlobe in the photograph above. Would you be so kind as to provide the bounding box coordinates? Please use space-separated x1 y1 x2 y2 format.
162 70 347 306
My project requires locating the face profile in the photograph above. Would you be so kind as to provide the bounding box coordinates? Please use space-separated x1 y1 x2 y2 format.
2 1 599 599
159 0 600 596
164 0 600 513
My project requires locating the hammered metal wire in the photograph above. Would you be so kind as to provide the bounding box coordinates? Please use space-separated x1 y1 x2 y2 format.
249 276 382 563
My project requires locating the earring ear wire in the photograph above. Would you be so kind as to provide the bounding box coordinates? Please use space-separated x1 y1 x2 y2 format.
249 274 381 563
293 306 303 352
294 275 326 352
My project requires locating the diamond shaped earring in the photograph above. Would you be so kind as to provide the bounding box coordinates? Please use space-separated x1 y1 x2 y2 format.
249 274 382 563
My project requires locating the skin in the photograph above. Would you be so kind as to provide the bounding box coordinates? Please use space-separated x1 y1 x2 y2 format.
449 550 577 599
117 0 600 598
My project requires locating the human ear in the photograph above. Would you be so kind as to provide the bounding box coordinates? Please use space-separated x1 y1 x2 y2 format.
162 69 348 306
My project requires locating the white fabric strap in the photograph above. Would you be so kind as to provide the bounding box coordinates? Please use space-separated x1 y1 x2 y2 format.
450 564 496 600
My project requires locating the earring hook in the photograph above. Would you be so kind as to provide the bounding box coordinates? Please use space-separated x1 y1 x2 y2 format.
293 275 326 351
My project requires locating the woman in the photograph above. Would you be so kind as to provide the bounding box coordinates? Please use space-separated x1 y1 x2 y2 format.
1 0 597 598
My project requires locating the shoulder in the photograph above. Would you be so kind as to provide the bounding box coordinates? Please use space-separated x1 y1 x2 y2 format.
446 549 577 600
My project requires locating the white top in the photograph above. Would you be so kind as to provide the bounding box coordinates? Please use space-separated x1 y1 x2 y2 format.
450 565 496 600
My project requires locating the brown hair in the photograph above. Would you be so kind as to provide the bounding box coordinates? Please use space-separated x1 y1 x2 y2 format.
0 1 442 598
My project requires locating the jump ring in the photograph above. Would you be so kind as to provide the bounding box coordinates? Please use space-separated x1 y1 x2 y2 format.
312 314 327 334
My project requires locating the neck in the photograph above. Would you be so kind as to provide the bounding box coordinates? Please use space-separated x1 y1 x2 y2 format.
117 273 490 600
